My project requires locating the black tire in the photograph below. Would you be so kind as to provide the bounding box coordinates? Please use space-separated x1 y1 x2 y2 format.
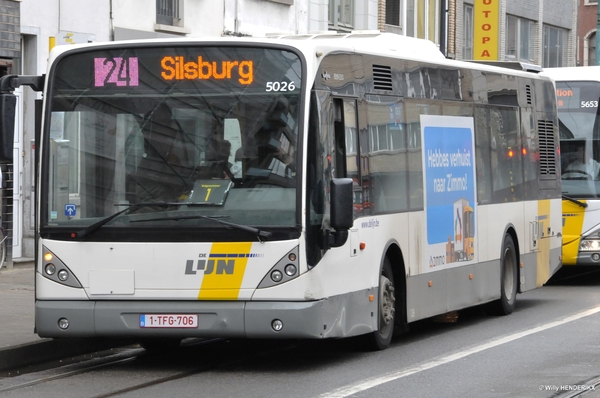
489 234 518 315
366 257 396 350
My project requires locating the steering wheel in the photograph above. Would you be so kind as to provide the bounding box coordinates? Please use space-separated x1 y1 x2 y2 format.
564 169 593 180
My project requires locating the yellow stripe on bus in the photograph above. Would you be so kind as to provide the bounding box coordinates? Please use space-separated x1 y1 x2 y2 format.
561 199 586 266
537 199 550 286
198 242 253 300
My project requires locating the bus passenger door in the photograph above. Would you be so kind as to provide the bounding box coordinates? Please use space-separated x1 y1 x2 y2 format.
334 98 361 257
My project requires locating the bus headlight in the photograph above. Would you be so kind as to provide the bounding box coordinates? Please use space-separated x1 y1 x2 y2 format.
271 270 283 282
45 263 56 276
41 246 82 288
58 269 69 281
258 247 300 289
284 264 297 276
580 239 600 251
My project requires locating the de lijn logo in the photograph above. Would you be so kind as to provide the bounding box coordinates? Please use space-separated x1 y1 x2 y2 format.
185 253 263 275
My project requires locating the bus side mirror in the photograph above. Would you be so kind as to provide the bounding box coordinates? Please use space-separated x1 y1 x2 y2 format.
328 178 353 248
0 93 16 163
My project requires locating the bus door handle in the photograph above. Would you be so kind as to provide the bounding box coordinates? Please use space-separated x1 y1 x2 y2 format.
530 220 539 249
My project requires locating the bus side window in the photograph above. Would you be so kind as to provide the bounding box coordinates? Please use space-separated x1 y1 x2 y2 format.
333 99 347 178
474 106 492 204
490 106 522 202
306 91 330 266
340 99 361 214
365 96 408 214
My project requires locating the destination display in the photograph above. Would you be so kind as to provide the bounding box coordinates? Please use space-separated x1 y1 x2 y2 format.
52 45 301 95
556 82 600 110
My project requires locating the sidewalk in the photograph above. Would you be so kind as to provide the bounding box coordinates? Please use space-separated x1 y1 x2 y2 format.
0 262 121 372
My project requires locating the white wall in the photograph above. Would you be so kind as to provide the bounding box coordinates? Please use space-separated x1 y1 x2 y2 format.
112 0 225 37
111 0 307 38
19 0 111 260
21 0 111 75
355 0 379 31
308 0 378 33
223 0 309 36
308 0 329 32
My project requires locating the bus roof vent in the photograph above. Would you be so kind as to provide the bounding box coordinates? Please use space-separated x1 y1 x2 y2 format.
538 120 557 176
525 84 532 105
373 64 393 91
466 61 542 73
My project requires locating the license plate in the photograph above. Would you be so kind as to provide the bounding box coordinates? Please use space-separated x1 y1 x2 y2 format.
140 314 198 328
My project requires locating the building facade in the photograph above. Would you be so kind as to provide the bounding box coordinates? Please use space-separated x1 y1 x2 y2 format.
0 0 580 261
577 0 597 66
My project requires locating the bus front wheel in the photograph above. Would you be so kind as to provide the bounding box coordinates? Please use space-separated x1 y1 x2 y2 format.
366 257 396 350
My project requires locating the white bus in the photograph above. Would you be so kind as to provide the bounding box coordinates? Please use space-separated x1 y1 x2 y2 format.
0 32 562 350
542 66 600 267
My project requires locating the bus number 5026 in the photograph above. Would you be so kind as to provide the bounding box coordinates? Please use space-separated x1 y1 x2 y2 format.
266 81 295 92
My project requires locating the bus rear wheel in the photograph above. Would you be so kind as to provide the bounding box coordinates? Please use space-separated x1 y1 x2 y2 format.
489 234 518 315
366 257 395 350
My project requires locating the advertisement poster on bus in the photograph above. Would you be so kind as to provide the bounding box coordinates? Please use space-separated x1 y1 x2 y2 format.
421 115 477 273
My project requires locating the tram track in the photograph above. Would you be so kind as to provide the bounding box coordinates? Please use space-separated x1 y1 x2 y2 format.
0 346 144 394
0 356 140 394
0 337 300 397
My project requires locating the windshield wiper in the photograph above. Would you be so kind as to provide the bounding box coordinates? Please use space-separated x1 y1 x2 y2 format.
562 195 588 208
73 201 181 239
132 214 273 241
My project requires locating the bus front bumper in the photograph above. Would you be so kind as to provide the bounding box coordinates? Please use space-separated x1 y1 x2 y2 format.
35 292 376 340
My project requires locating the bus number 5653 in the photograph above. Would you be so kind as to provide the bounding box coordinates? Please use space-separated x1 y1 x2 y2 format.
581 101 598 108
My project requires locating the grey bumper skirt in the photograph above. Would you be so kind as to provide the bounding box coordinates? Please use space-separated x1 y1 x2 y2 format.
36 291 376 340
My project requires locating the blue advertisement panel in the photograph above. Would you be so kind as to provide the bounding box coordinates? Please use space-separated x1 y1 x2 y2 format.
421 115 477 272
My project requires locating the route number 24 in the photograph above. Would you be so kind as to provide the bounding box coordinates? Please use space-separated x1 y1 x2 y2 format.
266 81 296 92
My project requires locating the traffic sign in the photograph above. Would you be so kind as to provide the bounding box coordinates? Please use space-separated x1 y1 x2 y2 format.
65 204 76 217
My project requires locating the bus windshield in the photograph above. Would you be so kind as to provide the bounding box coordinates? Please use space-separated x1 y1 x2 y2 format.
558 80 600 198
43 45 302 238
